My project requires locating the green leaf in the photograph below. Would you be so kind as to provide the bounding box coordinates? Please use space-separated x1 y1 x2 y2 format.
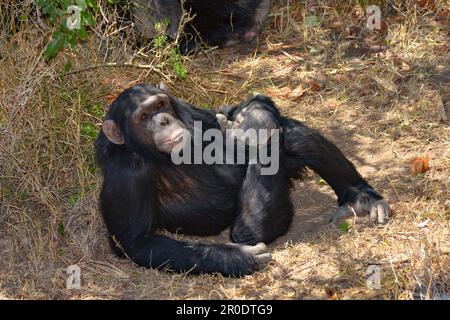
66 32 78 49
173 61 187 79
338 221 351 232
152 35 167 49
68 194 79 207
76 27 88 41
87 0 98 10
303 15 320 28
60 0 70 8
63 61 72 72
75 0 87 11
35 0 45 9
57 223 66 237
81 13 96 26
44 32 66 61
86 104 104 118
81 123 98 140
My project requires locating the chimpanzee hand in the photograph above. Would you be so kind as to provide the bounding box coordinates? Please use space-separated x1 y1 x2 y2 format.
216 113 233 130
330 185 390 224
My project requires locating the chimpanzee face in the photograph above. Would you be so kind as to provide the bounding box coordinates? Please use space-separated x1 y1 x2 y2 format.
102 85 186 154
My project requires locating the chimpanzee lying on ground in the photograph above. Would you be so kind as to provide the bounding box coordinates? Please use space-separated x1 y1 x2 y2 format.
95 84 390 276
131 0 271 52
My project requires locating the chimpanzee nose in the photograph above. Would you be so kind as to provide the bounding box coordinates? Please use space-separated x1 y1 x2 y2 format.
155 113 171 127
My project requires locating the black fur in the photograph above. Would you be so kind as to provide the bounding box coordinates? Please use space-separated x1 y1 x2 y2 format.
95 84 385 276
131 0 271 53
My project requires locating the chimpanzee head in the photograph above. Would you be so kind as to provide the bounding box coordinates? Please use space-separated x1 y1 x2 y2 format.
101 84 186 155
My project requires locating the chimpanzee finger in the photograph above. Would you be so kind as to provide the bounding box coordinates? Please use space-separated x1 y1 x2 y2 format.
216 113 233 129
240 242 267 255
371 200 390 224
370 205 378 223
254 253 272 267
329 206 351 223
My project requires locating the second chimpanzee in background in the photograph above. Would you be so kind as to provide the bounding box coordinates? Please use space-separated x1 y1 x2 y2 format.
95 84 390 277
131 0 271 52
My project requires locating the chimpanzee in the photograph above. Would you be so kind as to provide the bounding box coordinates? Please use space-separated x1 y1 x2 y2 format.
131 0 271 52
95 84 390 276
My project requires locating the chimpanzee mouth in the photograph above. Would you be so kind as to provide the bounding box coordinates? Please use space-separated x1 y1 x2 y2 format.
163 133 183 145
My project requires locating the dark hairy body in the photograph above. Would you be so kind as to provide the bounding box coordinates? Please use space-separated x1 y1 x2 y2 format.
131 0 271 52
95 84 390 276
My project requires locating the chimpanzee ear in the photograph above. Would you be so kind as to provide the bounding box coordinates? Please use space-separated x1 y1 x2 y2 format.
102 120 125 145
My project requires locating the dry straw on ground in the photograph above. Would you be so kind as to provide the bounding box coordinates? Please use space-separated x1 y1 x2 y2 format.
0 0 449 299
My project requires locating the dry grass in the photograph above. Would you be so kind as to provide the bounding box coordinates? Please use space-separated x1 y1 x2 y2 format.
0 0 449 299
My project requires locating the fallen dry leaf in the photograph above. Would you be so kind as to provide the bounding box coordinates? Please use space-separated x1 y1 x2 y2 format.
308 81 322 91
437 9 450 25
416 0 437 10
410 156 431 176
266 85 306 101
265 86 292 99
325 288 339 300
105 92 119 104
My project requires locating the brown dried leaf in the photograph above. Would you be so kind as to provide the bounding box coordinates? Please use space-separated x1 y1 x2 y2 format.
410 156 431 176
266 85 306 101
308 80 322 91
290 85 307 100
266 86 292 99
105 92 119 104
325 288 338 300
416 0 437 10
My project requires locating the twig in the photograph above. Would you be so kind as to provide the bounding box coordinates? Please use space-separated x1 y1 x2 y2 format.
58 62 170 81
360 256 411 267
386 175 401 203
34 7 50 31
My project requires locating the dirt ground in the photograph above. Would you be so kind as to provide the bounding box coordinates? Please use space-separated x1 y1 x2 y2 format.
0 1 449 299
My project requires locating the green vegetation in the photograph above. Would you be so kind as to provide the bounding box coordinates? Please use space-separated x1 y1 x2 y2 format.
35 0 98 60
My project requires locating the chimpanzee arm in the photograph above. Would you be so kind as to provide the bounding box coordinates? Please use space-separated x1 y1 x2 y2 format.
282 118 390 223
118 234 270 276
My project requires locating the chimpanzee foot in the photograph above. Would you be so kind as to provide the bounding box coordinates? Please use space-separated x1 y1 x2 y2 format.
330 187 391 224
226 242 272 270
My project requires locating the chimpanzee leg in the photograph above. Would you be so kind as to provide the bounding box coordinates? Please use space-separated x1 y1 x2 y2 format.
230 161 294 245
227 96 294 245
282 118 390 223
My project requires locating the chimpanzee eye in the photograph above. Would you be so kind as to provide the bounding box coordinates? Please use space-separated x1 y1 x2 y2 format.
141 113 150 121
157 101 165 109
